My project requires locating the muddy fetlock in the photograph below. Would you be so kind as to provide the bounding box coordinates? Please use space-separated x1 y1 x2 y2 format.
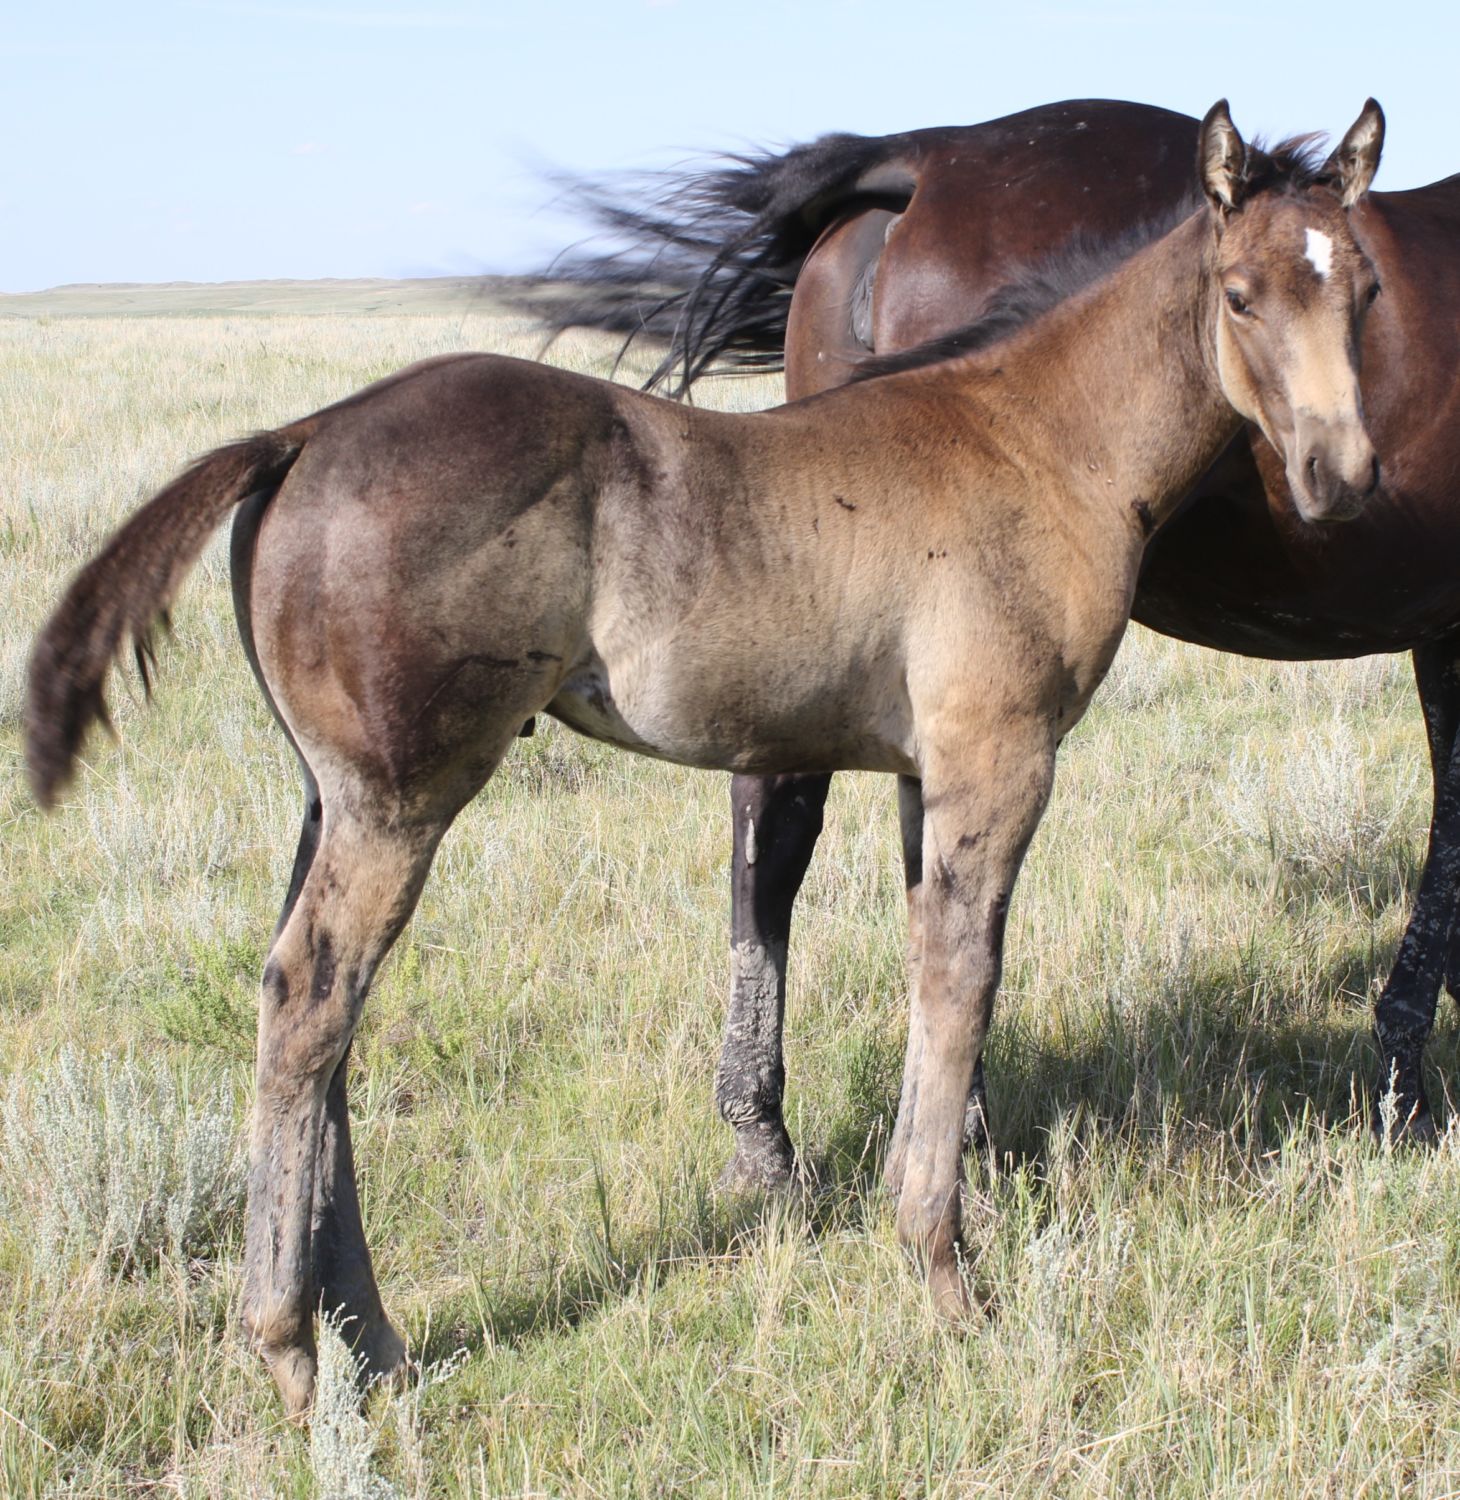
718 1119 798 1194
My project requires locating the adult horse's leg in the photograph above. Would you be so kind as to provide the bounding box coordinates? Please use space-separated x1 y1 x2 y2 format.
715 772 831 1189
242 790 448 1416
1428 652 1460 1019
1374 642 1460 1139
894 731 1053 1314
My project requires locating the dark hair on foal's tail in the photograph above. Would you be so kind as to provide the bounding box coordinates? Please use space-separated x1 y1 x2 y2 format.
24 427 310 809
523 132 914 396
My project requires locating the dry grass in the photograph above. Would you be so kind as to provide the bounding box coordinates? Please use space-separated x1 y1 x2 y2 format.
1 306 1455 1496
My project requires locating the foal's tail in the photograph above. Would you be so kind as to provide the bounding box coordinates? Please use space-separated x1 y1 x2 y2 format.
25 425 312 809
521 131 918 396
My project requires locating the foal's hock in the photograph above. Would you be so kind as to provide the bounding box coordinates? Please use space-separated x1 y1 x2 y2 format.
25 101 1382 1415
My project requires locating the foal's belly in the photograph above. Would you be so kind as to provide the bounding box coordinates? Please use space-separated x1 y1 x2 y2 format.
546 645 917 777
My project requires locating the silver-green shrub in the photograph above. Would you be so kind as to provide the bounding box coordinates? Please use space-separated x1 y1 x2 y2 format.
1221 717 1414 889
310 1313 399 1500
1 1048 243 1279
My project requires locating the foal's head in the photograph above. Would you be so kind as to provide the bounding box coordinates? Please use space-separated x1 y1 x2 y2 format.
1198 99 1384 521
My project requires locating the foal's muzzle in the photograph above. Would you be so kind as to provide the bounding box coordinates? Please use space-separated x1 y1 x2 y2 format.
1287 419 1381 523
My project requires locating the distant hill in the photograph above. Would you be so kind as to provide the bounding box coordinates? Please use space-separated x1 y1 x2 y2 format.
0 276 541 318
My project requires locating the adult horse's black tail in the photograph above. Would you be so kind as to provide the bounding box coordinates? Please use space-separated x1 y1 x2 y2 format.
525 132 917 396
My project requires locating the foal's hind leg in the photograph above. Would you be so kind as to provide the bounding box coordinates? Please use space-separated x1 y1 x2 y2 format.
715 771 831 1190
233 505 404 1382
1374 642 1460 1139
311 1047 404 1381
270 786 401 1375
242 794 448 1416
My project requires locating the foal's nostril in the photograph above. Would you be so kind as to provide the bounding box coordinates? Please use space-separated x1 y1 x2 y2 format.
1368 455 1381 494
1305 454 1321 489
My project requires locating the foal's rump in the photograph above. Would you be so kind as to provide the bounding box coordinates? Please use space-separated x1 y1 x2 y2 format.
242 355 622 808
24 352 612 815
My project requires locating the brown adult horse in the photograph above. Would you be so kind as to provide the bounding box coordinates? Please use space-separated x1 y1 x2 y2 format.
544 97 1460 1186
26 104 1381 1413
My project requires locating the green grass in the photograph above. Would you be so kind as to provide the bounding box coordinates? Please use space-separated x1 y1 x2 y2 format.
2 304 1457 1496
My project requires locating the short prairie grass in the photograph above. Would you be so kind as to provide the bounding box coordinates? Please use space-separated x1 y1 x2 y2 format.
1 303 1456 1497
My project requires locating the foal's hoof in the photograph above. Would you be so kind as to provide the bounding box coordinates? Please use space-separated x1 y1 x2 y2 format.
962 1099 991 1157
357 1318 409 1387
718 1121 798 1195
929 1259 971 1321
928 1254 995 1325
261 1343 318 1422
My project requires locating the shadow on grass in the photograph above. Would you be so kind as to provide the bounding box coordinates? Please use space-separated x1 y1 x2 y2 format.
414 1167 790 1367
416 912 1460 1363
806 921 1460 1192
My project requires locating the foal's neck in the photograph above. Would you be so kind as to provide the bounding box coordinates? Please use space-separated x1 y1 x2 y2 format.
972 210 1238 535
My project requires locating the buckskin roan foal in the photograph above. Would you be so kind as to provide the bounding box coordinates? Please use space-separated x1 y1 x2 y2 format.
26 102 1383 1413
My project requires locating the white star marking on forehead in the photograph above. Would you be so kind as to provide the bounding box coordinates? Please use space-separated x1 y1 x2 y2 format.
1304 227 1333 281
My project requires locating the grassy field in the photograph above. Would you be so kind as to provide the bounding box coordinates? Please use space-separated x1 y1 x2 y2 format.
3 291 1459 1497
0 277 530 319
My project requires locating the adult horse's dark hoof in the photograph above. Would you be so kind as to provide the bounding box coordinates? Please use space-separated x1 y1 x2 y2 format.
1370 1094 1438 1146
1370 1060 1437 1146
963 1092 991 1157
717 1120 798 1194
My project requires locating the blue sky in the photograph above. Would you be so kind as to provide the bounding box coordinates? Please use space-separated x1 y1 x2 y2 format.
2 1 1454 292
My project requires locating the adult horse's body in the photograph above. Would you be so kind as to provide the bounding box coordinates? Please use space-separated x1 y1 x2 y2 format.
26 105 1381 1413
547 98 1460 1184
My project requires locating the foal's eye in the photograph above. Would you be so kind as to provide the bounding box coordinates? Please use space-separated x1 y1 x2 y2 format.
1366 282 1382 305
1225 288 1252 317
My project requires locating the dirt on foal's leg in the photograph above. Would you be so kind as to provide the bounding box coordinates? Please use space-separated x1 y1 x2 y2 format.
242 800 441 1416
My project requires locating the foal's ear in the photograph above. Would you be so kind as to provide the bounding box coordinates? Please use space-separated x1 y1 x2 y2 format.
1199 99 1247 214
1323 99 1385 207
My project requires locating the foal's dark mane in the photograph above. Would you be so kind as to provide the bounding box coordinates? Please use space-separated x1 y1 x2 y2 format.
846 135 1331 387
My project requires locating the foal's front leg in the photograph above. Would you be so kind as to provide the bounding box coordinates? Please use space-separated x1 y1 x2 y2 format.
885 777 991 1199
895 737 1053 1314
